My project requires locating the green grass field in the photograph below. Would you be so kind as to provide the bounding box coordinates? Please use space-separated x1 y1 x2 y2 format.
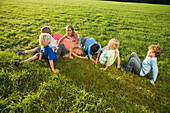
0 0 170 112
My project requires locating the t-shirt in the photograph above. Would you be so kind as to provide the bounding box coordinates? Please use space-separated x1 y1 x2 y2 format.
67 31 81 42
54 33 74 50
140 56 158 84
83 37 101 58
41 45 58 62
99 46 119 66
50 35 57 48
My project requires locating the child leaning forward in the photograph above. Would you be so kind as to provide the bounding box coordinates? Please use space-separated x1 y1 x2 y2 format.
95 39 121 70
124 45 162 85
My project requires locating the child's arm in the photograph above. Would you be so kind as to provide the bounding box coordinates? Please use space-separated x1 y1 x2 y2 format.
39 53 43 60
89 57 96 63
69 44 84 59
49 60 60 73
69 44 79 59
150 59 158 85
57 35 67 47
95 52 101 64
74 32 78 44
72 52 88 59
100 57 110 70
117 55 121 68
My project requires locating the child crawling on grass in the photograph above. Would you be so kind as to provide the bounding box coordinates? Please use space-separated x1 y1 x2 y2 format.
123 45 162 85
15 33 69 73
95 39 121 70
82 37 101 63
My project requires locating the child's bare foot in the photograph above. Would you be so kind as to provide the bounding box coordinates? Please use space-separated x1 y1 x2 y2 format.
151 83 156 85
63 54 69 57
118 67 124 71
52 69 60 73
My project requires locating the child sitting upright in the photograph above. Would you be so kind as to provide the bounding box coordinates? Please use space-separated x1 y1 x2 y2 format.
95 39 121 70
17 26 57 55
15 33 60 73
124 45 162 85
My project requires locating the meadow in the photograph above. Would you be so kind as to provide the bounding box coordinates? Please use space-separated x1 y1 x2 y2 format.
0 0 170 112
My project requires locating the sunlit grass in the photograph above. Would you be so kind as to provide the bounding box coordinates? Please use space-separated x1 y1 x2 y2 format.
0 0 169 112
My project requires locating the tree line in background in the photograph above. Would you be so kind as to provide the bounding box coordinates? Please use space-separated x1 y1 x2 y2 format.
104 0 170 4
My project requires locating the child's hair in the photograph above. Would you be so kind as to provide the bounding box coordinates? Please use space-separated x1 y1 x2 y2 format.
39 33 51 47
109 39 119 59
41 26 51 35
149 45 162 57
79 49 84 55
66 25 74 37
91 44 100 54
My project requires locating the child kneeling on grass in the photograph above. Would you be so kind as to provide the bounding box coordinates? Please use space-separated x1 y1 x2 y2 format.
123 45 162 85
82 37 101 63
95 39 121 70
15 33 69 73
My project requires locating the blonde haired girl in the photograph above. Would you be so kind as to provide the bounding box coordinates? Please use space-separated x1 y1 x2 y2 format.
95 39 121 70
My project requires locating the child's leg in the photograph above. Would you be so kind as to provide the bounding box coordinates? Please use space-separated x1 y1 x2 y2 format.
54 43 68 58
17 47 40 55
22 53 39 62
127 52 141 63
24 47 41 54
124 52 140 69
124 57 141 75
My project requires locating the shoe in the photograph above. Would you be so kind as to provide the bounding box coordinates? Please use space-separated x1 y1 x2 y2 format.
17 49 25 55
122 64 126 68
14 60 20 66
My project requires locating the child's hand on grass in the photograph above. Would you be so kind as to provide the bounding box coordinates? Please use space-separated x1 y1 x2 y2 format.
85 55 88 59
52 69 60 73
41 59 46 62
69 56 74 59
100 68 106 70
95 60 99 64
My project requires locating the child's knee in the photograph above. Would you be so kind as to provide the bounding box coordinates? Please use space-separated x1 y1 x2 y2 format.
131 52 136 56
130 52 137 57
36 47 41 52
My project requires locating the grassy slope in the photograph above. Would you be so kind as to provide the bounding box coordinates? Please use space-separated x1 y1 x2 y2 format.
0 0 170 112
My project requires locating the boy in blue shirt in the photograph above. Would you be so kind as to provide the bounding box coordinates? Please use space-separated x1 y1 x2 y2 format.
124 45 162 85
15 33 68 73
82 37 101 63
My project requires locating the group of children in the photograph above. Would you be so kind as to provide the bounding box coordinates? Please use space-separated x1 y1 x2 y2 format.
15 25 162 85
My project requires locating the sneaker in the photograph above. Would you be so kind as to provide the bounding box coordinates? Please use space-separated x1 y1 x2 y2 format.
17 49 25 55
14 60 20 66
